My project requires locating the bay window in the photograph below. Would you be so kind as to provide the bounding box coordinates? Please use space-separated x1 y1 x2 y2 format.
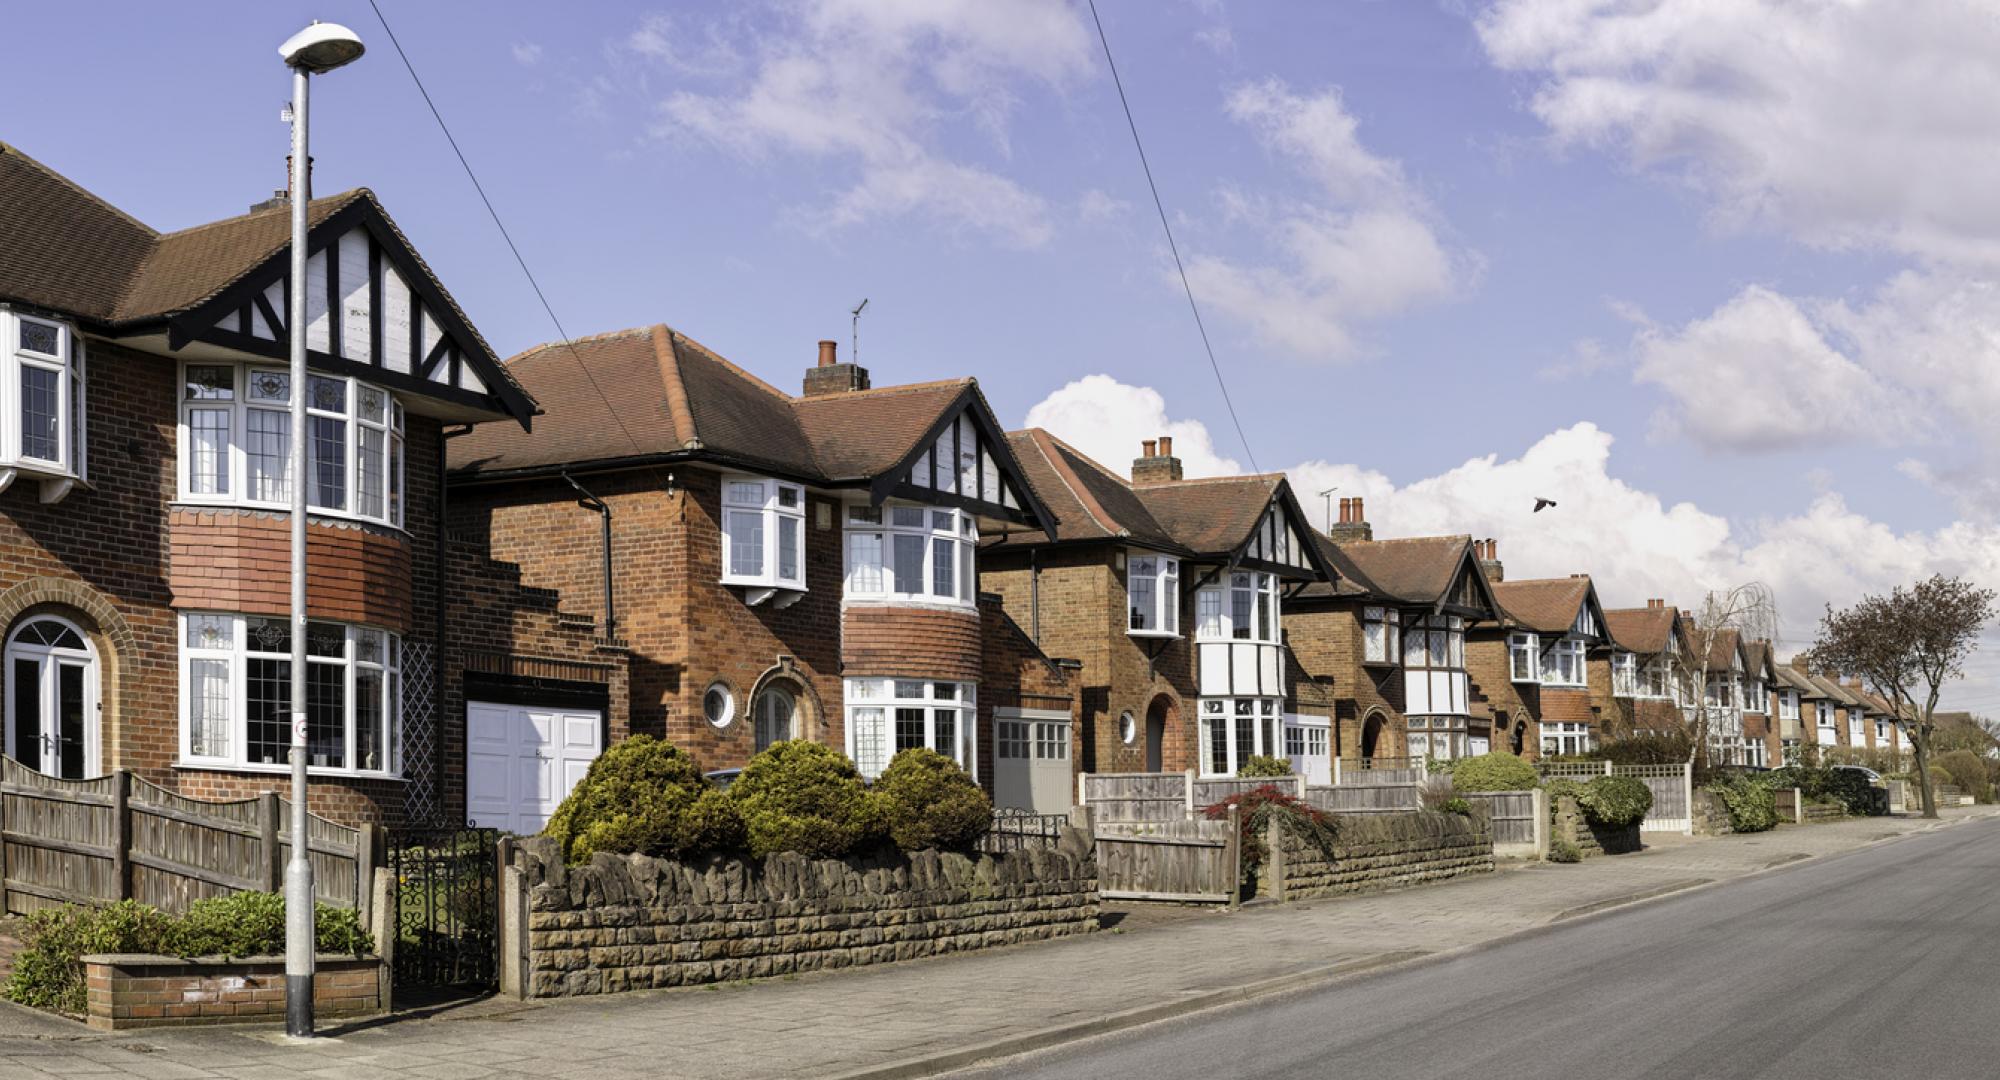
1362 606 1400 663
844 504 976 606
177 365 403 528
1508 633 1539 682
0 309 86 486
1541 721 1593 757
1195 572 1279 643
1704 672 1736 710
1127 552 1179 636
1778 690 1800 722
845 679 975 779
1612 651 1639 696
1744 676 1766 713
178 613 400 776
1197 696 1280 777
1642 658 1673 699
1541 638 1586 687
1876 719 1891 744
721 475 806 591
1409 715 1469 760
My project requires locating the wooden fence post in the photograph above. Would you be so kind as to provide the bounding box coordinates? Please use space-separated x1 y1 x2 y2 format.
1531 787 1550 861
1224 802 1241 910
1183 768 1197 820
0 764 8 914
356 824 378 925
260 792 282 893
1077 771 1089 808
1332 757 1342 786
111 770 131 902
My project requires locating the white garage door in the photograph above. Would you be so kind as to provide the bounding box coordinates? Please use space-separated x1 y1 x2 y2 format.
466 701 603 834
993 709 1073 815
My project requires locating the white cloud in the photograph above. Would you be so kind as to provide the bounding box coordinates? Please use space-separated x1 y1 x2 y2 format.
1187 80 1469 361
634 0 1092 247
1024 375 2000 705
1075 188 1130 224
1475 0 2000 264
1023 375 1242 480
511 43 543 68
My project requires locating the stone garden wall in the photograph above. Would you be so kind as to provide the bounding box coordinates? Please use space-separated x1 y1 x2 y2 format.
1692 790 1735 836
506 832 1100 999
1268 811 1494 902
1552 795 1642 856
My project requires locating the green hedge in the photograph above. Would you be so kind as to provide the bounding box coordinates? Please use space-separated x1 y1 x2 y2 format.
1707 773 1777 832
1448 753 1539 792
731 740 882 858
543 735 740 863
872 749 992 852
1238 755 1293 778
1550 775 1654 828
1936 750 1993 803
3 893 369 1016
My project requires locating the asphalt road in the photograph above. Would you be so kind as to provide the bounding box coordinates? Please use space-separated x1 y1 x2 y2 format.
957 817 2000 1080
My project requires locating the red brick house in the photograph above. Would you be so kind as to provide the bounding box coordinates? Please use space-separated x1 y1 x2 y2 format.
1773 660 1831 759
1286 504 1502 770
1472 574 1611 760
981 434 1336 783
446 330 1074 829
0 142 533 825
1590 599 1691 744
1739 639 1777 767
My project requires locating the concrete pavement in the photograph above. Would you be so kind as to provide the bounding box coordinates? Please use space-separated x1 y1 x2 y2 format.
0 807 1990 1079
957 810 2000 1080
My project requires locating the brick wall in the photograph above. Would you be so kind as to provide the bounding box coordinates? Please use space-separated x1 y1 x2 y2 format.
1284 600 1406 760
978 597 1076 787
1465 630 1534 757
84 954 385 1029
843 605 982 682
168 509 413 630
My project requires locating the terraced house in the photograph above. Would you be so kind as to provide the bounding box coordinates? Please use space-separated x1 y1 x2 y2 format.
0 142 533 825
1471 574 1611 760
1591 599 1690 742
446 331 1072 832
981 435 1335 794
1285 505 1502 770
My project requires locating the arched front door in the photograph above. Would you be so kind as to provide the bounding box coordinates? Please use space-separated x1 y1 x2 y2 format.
4 617 100 779
754 686 798 752
1144 696 1170 772
1361 712 1384 761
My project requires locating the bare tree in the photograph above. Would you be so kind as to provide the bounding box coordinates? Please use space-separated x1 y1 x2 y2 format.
1810 575 1997 819
1678 583 1779 769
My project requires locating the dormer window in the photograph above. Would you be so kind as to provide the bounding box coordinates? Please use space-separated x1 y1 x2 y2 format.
1195 572 1278 644
0 309 87 499
1127 552 1179 636
721 476 807 594
1541 638 1586 687
177 364 405 528
844 502 975 607
1363 606 1400 663
1508 632 1539 682
1612 651 1639 696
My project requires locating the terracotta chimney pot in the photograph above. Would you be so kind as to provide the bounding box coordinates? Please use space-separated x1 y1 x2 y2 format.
817 340 838 367
1142 439 1157 458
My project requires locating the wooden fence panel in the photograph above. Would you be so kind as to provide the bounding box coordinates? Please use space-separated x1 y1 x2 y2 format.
0 762 376 916
1081 772 1189 823
1303 784 1418 815
1613 764 1692 834
1461 791 1537 846
1095 813 1238 903
1336 767 1425 787
1191 776 1293 808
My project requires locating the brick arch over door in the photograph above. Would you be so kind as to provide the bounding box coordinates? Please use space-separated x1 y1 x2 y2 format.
748 660 826 747
0 577 139 772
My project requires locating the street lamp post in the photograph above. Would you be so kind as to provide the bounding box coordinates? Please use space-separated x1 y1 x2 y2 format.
277 20 365 1040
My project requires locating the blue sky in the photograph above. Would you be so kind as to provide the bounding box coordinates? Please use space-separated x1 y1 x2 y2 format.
8 2 2000 706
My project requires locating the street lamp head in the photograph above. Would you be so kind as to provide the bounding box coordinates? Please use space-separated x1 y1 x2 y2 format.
279 21 365 74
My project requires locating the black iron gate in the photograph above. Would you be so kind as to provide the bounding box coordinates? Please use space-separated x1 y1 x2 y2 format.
387 828 500 990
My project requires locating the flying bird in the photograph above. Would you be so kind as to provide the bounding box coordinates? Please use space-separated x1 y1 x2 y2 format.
1533 497 1557 513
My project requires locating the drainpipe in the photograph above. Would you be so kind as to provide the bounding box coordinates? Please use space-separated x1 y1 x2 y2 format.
563 472 615 642
1030 548 1040 644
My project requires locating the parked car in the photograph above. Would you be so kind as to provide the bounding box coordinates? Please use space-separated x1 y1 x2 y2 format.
705 768 743 791
1831 765 1891 815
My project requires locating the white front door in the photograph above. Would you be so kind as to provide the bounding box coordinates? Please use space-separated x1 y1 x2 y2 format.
5 618 100 779
466 701 603 834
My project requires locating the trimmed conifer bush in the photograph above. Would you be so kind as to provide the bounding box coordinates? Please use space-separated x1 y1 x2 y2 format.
1448 752 1539 792
873 749 992 852
543 735 732 863
731 740 880 858
1238 755 1293 778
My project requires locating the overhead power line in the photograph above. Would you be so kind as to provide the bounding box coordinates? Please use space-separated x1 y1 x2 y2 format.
1087 0 1265 483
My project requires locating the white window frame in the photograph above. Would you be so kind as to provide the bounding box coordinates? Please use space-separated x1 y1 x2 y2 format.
177 612 400 777
1541 721 1593 757
843 502 976 608
1194 572 1280 645
1640 657 1674 699
843 678 976 780
176 364 404 529
720 475 807 592
1778 690 1801 722
1362 606 1400 664
1875 718 1891 744
0 309 87 485
1541 637 1586 687
1126 551 1180 637
1196 696 1281 777
1508 632 1540 682
1743 676 1766 713
1817 702 1835 728
1612 651 1639 697
1848 711 1866 744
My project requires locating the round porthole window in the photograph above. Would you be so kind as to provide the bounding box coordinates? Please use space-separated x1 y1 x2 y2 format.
1119 711 1137 745
704 682 735 728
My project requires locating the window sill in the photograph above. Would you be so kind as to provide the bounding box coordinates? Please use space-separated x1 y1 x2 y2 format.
1361 657 1399 667
174 760 401 782
1538 682 1588 690
1126 630 1180 640
1195 636 1282 647
0 465 89 504
841 595 978 615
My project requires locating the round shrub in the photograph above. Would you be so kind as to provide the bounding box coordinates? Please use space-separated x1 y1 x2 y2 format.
1547 838 1582 864
731 740 880 858
1936 749 1992 803
873 748 992 852
1706 774 1777 832
543 736 726 863
1578 775 1653 828
1238 755 1292 778
1449 752 1539 792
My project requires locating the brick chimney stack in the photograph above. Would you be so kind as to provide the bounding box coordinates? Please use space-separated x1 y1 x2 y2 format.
1131 435 1184 484
803 339 871 397
1326 496 1373 543
1476 537 1504 582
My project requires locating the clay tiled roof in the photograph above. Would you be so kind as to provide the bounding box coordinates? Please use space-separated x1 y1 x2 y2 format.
1133 475 1286 554
1603 606 1678 654
794 380 973 481
1773 664 1825 699
1806 673 1864 708
1002 431 1174 546
1335 536 1477 605
112 192 365 322
1493 577 1594 633
1742 639 1774 678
